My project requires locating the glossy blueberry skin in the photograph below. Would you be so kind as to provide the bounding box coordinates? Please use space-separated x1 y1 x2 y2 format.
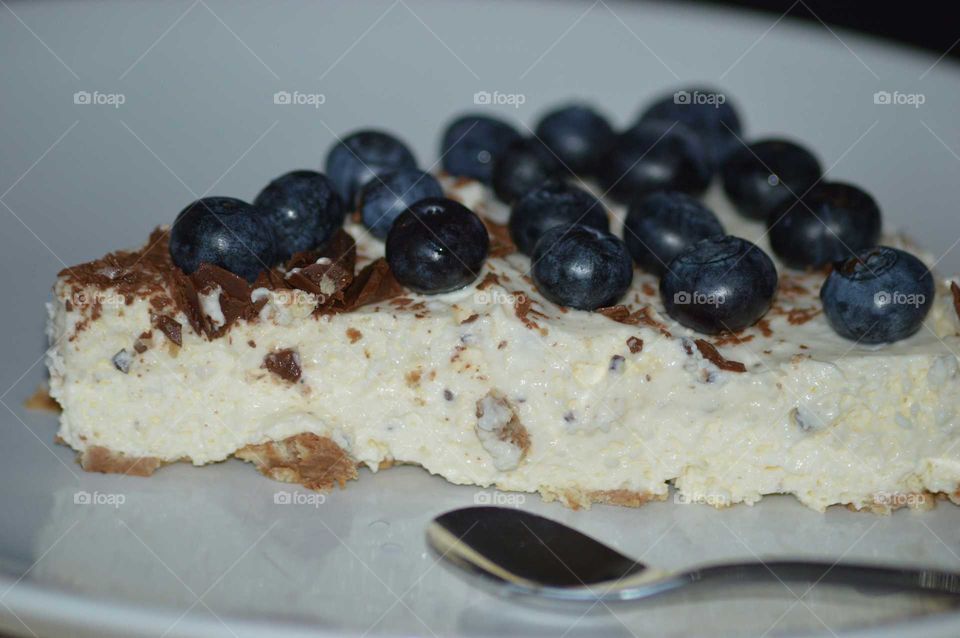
660 235 778 334
598 121 712 203
358 169 444 240
820 247 934 344
169 197 277 282
721 138 821 220
325 130 417 206
768 181 882 269
252 170 344 261
440 114 521 184
637 87 742 168
508 181 609 256
385 197 489 294
491 137 561 203
532 224 633 311
623 191 725 275
534 103 614 175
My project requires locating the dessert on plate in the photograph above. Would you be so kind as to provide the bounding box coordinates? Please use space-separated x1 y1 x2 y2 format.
46 89 960 512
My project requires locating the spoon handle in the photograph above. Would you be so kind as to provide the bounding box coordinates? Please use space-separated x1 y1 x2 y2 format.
681 561 960 596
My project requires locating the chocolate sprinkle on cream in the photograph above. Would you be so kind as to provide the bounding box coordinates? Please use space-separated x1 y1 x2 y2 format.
483 220 517 258
262 348 302 383
153 314 182 346
694 339 746 373
60 228 404 343
598 305 672 337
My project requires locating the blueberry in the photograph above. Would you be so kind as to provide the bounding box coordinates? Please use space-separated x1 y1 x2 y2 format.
385 197 489 294
252 170 344 261
721 138 821 220
820 247 934 344
325 130 417 206
534 103 614 175
440 114 521 184
491 137 561 203
768 182 882 269
169 197 276 282
637 87 742 168
598 121 711 203
509 181 609 255
660 236 778 334
532 224 633 311
623 191 725 275
358 169 444 240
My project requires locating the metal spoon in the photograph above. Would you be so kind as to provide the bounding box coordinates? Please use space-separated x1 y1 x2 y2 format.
427 506 960 604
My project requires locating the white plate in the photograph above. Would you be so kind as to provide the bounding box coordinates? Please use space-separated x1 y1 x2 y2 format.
2 1 960 636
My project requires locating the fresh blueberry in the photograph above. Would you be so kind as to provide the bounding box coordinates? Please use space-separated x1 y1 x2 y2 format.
768 181 882 269
721 138 821 220
508 181 609 255
532 224 633 311
440 114 521 184
385 197 489 294
252 170 344 261
169 197 277 282
598 121 711 203
820 247 934 344
660 236 778 334
534 103 614 175
491 137 561 203
325 130 417 206
358 169 444 240
623 191 725 275
637 87 742 168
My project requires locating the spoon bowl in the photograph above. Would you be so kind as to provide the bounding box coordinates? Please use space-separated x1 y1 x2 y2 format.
428 506 960 605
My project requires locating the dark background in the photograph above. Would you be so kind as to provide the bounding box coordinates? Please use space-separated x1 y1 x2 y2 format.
705 0 958 59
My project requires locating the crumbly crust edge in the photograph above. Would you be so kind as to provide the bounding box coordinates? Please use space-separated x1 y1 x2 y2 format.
55 436 960 513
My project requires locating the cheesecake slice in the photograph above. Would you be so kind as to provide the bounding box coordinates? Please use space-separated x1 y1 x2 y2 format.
45 179 960 512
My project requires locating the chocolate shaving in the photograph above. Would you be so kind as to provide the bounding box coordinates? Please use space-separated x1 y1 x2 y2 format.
712 332 755 347
513 292 546 332
476 272 500 291
756 318 773 338
328 258 404 312
284 230 356 302
484 220 517 258
60 227 405 342
597 305 633 323
262 348 302 382
597 305 672 337
626 336 643 353
190 264 263 337
153 314 182 347
694 339 746 373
